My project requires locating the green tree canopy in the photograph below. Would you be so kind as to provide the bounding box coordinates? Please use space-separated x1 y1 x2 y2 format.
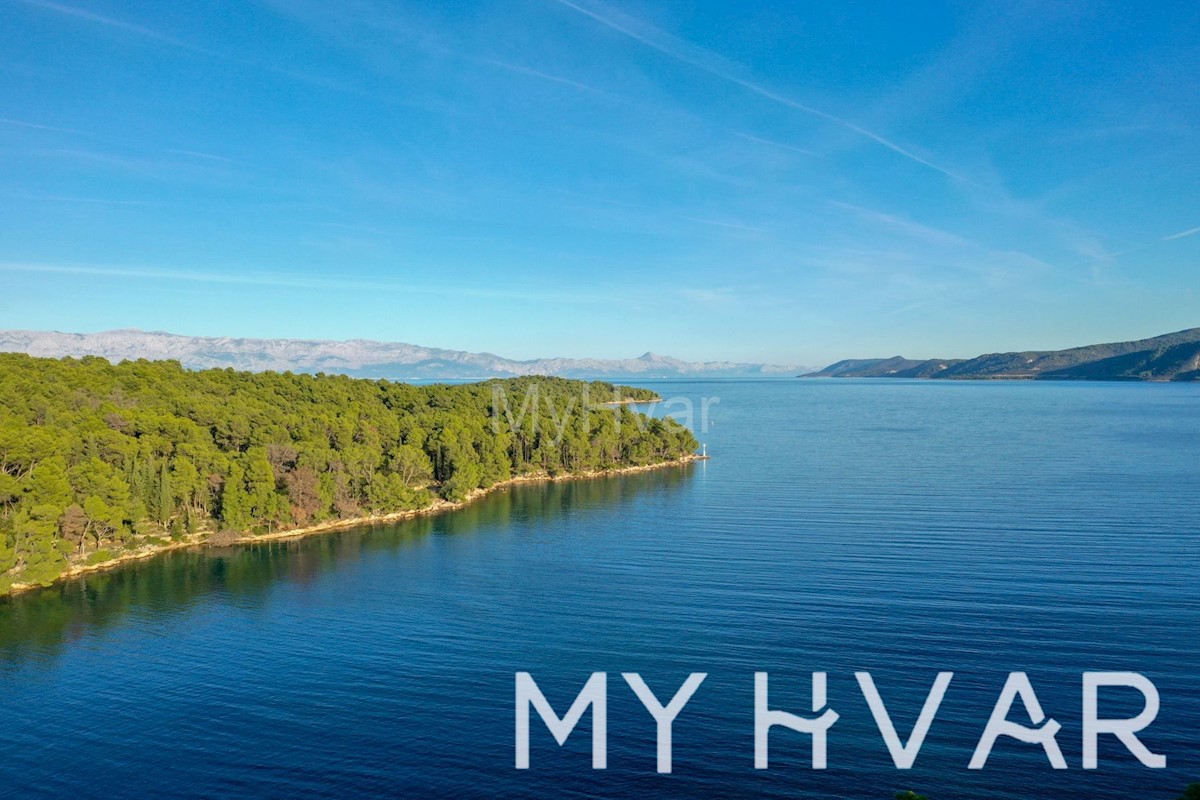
0 355 696 590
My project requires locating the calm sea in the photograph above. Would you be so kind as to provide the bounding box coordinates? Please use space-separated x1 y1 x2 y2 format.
1 379 1198 799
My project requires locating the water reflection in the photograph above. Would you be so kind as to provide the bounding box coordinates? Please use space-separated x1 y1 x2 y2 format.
0 466 692 664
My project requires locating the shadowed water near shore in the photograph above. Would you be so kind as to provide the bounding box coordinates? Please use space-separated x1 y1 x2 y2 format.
1 379 1198 800
0 467 690 664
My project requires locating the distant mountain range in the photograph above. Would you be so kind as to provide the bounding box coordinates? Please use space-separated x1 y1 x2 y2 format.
0 329 799 380
802 328 1200 382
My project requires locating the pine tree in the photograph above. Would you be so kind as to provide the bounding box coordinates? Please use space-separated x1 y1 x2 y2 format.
158 461 171 527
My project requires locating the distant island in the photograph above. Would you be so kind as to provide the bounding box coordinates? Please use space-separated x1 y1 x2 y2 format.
0 355 699 594
801 327 1200 382
0 329 800 380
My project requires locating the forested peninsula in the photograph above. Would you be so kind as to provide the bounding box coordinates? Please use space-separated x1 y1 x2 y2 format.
0 354 699 593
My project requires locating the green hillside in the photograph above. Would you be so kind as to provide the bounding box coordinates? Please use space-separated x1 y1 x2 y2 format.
0 355 696 591
802 328 1200 381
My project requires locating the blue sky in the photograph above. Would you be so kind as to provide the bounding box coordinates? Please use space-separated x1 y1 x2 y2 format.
1 0 1197 366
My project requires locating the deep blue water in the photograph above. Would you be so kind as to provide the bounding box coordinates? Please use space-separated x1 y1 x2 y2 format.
2 379 1198 799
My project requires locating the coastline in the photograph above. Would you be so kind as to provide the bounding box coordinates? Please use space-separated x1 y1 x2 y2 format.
596 395 662 405
4 453 705 598
798 374 1192 382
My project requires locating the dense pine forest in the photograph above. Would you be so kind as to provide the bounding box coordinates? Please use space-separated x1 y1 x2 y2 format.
0 354 697 591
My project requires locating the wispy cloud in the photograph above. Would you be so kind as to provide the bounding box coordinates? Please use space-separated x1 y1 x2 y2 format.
677 215 765 233
883 299 935 318
549 187 647 210
14 0 212 53
550 188 768 235
733 132 818 158
1065 223 1200 274
482 59 615 98
822 201 1057 293
15 0 363 95
829 200 977 250
26 146 249 183
6 192 157 206
549 0 972 184
0 261 622 305
678 286 744 308
166 148 239 164
0 116 87 135
1162 226 1200 241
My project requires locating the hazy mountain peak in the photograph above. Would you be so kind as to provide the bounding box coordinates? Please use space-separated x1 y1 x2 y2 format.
0 329 800 380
